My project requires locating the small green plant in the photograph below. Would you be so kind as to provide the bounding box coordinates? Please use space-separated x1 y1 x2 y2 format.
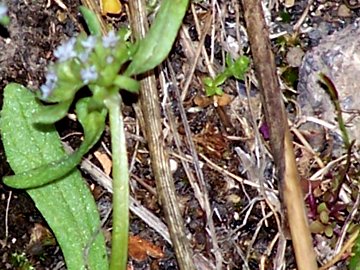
1 1 189 269
203 54 249 96
319 73 350 148
10 252 35 270
279 9 291 23
309 202 337 238
317 74 360 269
2 83 108 270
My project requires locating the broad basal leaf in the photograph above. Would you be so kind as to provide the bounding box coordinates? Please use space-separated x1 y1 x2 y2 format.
0 83 108 270
3 97 106 189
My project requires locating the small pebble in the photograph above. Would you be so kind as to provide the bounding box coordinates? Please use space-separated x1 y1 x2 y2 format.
337 4 351 17
169 158 178 173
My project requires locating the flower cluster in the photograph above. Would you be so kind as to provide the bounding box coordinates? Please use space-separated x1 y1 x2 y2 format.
0 3 9 26
40 30 132 102
0 3 7 16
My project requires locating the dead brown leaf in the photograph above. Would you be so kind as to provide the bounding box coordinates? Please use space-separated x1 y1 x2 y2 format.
94 151 112 176
194 95 212 107
214 93 233 107
27 223 56 255
128 235 164 262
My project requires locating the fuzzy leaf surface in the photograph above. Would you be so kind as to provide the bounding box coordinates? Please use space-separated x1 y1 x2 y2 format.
0 83 108 270
3 97 106 189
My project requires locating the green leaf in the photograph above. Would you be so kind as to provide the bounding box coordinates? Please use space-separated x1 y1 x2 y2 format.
0 83 108 270
204 84 223 97
125 0 189 76
3 98 106 189
213 73 228 87
34 99 73 124
76 97 107 151
215 86 224 96
203 55 249 97
350 231 360 270
97 43 133 87
0 15 9 26
113 75 140 93
229 55 250 80
44 63 83 104
204 75 225 96
203 76 214 87
225 53 233 68
281 66 298 88
79 6 102 36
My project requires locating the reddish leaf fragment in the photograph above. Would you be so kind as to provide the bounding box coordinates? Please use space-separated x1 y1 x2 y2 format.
128 235 164 262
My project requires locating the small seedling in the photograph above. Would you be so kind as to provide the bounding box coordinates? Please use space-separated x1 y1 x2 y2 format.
315 73 360 269
10 252 35 270
203 54 249 96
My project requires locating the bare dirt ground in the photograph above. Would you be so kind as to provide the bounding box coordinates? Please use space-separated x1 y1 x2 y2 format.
0 0 359 269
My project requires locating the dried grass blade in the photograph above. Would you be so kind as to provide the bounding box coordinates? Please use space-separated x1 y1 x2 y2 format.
240 1 318 269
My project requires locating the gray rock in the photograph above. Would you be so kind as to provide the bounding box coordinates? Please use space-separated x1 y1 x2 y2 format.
297 21 360 154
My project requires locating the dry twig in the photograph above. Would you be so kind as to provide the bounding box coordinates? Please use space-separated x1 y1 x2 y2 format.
165 61 223 269
240 1 318 269
127 1 196 269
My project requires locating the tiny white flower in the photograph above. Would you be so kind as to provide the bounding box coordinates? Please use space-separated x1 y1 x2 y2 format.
54 37 77 62
78 51 90 63
80 65 98 84
41 71 58 98
81 36 97 50
106 55 114 64
102 30 119 48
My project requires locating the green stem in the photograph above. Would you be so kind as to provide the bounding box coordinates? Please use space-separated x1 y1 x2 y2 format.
320 73 351 148
105 93 129 270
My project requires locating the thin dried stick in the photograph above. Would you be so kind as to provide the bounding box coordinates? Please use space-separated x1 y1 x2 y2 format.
180 12 212 101
166 61 223 269
291 125 325 168
127 1 195 269
310 155 346 180
197 152 261 189
240 1 318 269
191 3 216 78
293 0 313 32
161 70 205 210
335 191 360 253
4 191 11 242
